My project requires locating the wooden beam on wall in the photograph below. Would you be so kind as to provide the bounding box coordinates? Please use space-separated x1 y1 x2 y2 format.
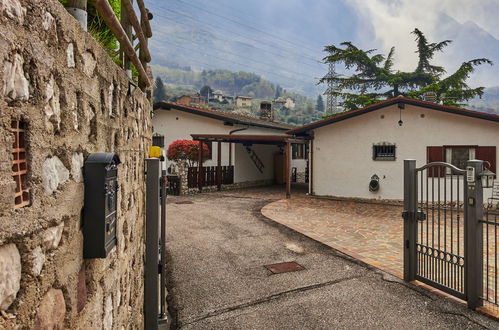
93 0 150 88
121 0 152 63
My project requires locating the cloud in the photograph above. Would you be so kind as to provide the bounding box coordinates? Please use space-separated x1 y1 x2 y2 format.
345 0 499 71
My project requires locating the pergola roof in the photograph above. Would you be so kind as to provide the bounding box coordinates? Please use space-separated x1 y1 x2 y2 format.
191 134 308 145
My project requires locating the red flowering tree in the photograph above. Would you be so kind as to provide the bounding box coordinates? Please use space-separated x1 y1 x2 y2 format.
167 140 210 167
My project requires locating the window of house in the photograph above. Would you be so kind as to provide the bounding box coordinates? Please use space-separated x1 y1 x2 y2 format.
12 120 30 208
445 146 475 171
427 145 496 177
372 143 396 161
292 144 305 160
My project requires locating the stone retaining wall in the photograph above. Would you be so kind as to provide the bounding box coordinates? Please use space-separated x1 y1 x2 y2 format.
0 1 151 328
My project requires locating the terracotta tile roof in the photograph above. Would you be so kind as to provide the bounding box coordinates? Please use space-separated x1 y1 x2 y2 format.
287 95 499 135
153 101 294 130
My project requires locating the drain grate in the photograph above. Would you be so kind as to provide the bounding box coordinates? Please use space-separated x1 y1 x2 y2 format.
264 261 305 274
175 201 194 205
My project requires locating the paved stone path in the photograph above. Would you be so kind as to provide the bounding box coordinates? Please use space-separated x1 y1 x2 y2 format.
262 196 499 318
262 198 404 277
166 189 497 329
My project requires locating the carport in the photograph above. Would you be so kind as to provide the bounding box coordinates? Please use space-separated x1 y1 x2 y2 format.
191 134 309 198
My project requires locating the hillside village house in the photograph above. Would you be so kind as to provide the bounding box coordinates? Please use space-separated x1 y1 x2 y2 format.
236 95 253 108
288 96 499 200
176 94 205 105
153 101 308 193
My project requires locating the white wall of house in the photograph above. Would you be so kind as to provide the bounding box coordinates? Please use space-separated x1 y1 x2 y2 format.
312 104 499 200
234 144 278 183
153 109 294 184
153 109 232 168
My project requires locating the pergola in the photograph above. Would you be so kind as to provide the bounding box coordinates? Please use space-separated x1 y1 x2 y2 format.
191 134 309 198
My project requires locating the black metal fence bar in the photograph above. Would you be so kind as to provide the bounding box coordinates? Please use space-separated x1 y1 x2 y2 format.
413 165 467 298
480 200 499 311
405 160 488 309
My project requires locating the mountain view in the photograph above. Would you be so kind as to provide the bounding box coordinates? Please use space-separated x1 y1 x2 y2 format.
147 0 499 121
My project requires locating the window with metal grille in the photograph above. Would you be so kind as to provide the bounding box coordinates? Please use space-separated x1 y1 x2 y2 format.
372 143 396 161
12 120 30 208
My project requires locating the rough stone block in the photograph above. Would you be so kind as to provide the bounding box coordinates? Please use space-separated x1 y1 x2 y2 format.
0 0 26 24
0 243 21 310
3 53 29 101
31 246 45 276
81 51 96 77
66 43 75 68
42 156 69 195
103 294 113 329
34 288 66 330
41 11 54 31
44 75 61 132
41 223 64 250
70 152 83 182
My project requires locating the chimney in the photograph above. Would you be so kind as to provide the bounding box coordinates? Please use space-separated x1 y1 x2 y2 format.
260 101 273 121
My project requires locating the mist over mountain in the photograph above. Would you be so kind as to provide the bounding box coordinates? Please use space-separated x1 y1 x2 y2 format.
147 0 499 111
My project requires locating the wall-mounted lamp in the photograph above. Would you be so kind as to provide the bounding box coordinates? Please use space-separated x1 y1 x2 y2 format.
397 103 404 126
481 168 495 188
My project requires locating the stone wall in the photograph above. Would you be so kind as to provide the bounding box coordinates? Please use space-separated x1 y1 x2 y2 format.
0 1 151 328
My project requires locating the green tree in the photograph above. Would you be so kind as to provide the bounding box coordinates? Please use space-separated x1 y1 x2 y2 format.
316 95 325 112
153 77 167 102
200 85 214 98
275 85 283 99
322 28 492 111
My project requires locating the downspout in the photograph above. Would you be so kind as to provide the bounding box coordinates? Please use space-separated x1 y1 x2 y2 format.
228 125 249 166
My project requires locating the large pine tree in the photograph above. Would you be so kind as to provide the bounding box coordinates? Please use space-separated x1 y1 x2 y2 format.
316 95 325 112
322 28 492 111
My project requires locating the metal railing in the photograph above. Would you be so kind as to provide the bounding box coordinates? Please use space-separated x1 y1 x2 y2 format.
404 160 485 310
480 188 499 313
92 0 152 89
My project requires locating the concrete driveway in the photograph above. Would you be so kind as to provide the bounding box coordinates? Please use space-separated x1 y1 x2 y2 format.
165 187 496 329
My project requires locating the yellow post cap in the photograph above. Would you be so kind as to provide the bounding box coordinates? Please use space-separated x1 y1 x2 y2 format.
149 146 161 158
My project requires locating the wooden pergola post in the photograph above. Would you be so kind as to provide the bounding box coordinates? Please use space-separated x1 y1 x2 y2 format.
285 141 291 199
217 142 222 191
198 141 203 192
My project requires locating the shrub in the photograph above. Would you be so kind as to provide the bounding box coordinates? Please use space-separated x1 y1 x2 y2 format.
167 140 210 167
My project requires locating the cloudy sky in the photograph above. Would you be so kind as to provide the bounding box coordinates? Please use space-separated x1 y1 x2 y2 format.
149 0 499 88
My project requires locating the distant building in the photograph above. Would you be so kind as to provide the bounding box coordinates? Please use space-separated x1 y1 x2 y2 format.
272 97 286 109
212 90 225 102
177 94 205 105
236 95 253 108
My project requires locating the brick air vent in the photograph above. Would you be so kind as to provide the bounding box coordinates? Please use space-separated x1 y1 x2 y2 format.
12 120 30 208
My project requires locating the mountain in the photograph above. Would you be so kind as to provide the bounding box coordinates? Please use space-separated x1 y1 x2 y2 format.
147 0 499 106
468 86 499 114
434 13 499 88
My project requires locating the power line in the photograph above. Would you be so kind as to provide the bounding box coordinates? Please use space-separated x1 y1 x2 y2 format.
150 5 323 69
156 38 319 86
151 28 318 80
189 0 326 51
173 0 323 55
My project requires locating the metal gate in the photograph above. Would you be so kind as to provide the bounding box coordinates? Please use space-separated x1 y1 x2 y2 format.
403 159 485 309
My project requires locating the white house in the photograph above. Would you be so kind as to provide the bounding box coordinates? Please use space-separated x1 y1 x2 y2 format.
288 96 499 200
153 101 306 188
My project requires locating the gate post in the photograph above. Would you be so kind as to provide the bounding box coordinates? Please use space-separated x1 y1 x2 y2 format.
145 158 160 330
465 160 484 309
403 159 417 282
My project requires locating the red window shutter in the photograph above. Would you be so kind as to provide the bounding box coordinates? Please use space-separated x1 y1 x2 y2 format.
476 146 496 174
427 146 444 177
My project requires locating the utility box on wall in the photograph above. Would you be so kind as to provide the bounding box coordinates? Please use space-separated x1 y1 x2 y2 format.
83 153 121 258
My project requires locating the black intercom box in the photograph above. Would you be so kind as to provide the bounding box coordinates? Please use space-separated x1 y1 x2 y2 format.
83 153 120 258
